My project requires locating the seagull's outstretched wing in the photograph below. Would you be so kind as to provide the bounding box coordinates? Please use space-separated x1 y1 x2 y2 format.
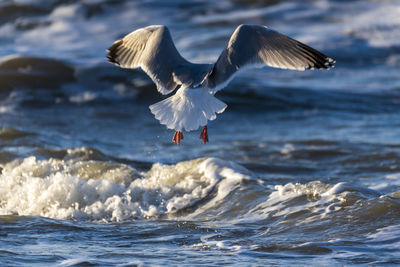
107 25 188 95
207 24 335 92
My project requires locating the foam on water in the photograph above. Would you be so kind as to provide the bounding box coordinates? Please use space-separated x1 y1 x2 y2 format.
1 149 391 225
0 155 250 221
243 181 337 222
69 91 97 103
241 180 385 226
367 224 400 249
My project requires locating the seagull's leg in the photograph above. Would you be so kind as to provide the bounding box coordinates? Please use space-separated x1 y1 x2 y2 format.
200 126 209 144
172 130 184 145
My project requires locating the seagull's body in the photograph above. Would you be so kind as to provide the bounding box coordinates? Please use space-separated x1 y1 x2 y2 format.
107 24 334 144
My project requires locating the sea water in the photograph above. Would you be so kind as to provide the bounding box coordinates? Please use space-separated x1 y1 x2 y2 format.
1 0 400 265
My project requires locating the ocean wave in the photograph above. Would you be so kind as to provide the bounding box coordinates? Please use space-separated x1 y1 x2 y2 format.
0 56 75 92
0 127 34 142
240 180 391 225
0 154 252 221
1 150 397 225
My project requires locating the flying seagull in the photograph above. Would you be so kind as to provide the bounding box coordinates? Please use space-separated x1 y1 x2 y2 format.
107 24 334 144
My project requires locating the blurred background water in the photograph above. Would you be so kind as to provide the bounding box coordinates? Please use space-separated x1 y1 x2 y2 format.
0 0 400 265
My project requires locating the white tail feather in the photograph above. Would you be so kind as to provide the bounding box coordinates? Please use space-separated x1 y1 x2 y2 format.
149 88 227 131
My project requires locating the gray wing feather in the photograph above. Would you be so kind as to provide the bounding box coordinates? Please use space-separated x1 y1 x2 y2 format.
207 24 335 91
107 25 188 95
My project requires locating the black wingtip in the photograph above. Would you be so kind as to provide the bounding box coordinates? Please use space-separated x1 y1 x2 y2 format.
297 42 335 70
106 39 123 65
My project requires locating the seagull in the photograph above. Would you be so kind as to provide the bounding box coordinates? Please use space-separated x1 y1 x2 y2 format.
107 24 334 144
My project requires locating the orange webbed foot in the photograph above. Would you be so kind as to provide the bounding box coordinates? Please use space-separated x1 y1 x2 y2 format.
200 126 208 144
172 131 184 145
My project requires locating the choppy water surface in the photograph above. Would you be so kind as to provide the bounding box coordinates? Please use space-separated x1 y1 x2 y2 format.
1 0 400 265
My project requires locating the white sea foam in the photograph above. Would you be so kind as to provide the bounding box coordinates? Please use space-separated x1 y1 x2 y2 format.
192 233 242 251
280 143 295 155
367 224 400 249
69 91 97 103
0 155 249 221
242 181 382 224
50 4 80 19
342 3 400 48
192 3 297 25
365 172 400 191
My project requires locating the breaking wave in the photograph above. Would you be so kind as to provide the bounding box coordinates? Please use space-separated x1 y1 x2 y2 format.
1 148 397 225
0 154 251 221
